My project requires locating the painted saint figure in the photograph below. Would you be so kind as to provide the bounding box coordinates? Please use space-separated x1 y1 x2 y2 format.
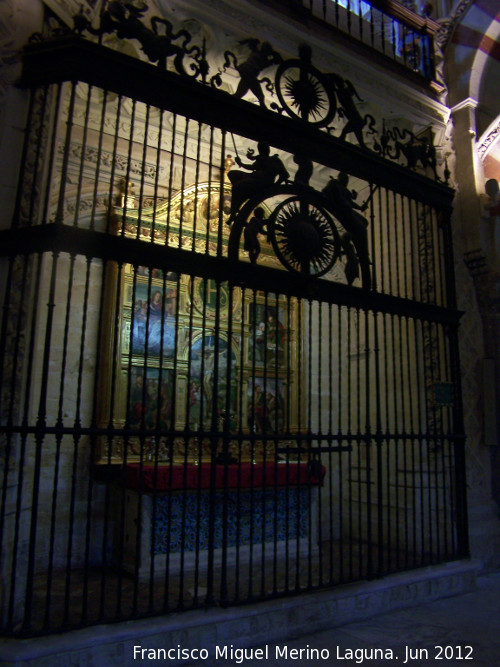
131 286 177 357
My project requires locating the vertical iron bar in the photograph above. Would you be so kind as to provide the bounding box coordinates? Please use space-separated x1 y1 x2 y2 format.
295 296 304 591
128 263 144 615
40 85 62 227
396 313 406 569
98 261 123 621
55 82 77 224
355 308 363 579
10 87 38 227
150 108 164 241
165 112 178 245
285 294 292 590
381 310 391 569
316 300 324 586
205 279 222 605
363 308 373 579
415 318 427 566
94 90 111 233
205 126 215 255
260 290 269 598
337 304 345 583
192 121 203 252
82 257 107 624
44 253 76 629
327 302 334 583
64 255 92 626
234 286 247 602
136 103 150 241
220 280 234 604
272 293 282 595
217 132 227 258
72 85 93 227
24 251 59 629
247 289 258 600
120 99 137 238
439 330 452 559
167 271 183 608
2 252 38 631
177 118 190 249
401 315 411 569
347 306 353 580
401 195 410 300
373 307 384 577
306 298 313 589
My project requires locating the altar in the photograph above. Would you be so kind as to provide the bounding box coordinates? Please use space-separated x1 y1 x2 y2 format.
115 462 324 579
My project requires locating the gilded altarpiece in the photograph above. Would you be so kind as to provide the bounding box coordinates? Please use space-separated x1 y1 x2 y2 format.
97 181 301 464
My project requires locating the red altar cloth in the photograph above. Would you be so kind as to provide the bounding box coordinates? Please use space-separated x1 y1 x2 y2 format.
125 462 324 492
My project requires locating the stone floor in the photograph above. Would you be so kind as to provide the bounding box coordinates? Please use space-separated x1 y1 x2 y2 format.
207 571 500 666
24 540 412 634
1 562 496 666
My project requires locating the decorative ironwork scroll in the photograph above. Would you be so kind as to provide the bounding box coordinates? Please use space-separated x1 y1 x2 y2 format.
227 141 372 287
374 124 439 180
29 0 447 182
72 0 208 78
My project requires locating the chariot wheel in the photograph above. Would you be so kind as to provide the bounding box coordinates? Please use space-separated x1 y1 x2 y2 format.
267 196 341 276
275 58 336 127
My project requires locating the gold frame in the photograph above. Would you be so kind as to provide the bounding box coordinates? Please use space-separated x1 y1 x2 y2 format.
96 181 303 464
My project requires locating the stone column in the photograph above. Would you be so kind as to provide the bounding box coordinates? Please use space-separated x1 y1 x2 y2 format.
450 98 484 252
450 99 500 569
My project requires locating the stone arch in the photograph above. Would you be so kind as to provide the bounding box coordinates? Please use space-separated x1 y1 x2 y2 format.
445 3 500 558
444 1 500 248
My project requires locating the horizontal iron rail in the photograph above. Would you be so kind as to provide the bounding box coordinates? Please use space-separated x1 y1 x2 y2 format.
19 36 453 209
0 223 462 325
0 425 466 444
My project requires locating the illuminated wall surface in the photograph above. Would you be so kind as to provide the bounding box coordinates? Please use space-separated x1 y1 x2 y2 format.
2 0 490 636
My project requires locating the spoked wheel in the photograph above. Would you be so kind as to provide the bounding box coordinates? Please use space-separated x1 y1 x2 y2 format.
267 196 341 276
275 58 336 127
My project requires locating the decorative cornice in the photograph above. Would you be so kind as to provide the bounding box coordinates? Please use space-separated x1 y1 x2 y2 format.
477 119 500 159
450 97 479 114
58 141 165 181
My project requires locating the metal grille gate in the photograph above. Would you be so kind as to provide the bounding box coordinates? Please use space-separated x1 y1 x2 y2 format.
0 34 467 636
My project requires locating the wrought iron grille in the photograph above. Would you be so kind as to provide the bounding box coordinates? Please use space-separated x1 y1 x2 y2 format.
0 30 467 637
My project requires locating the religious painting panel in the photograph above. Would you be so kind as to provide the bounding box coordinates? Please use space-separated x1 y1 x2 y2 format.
247 376 286 435
96 182 303 464
124 278 178 358
248 301 287 368
187 334 238 432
